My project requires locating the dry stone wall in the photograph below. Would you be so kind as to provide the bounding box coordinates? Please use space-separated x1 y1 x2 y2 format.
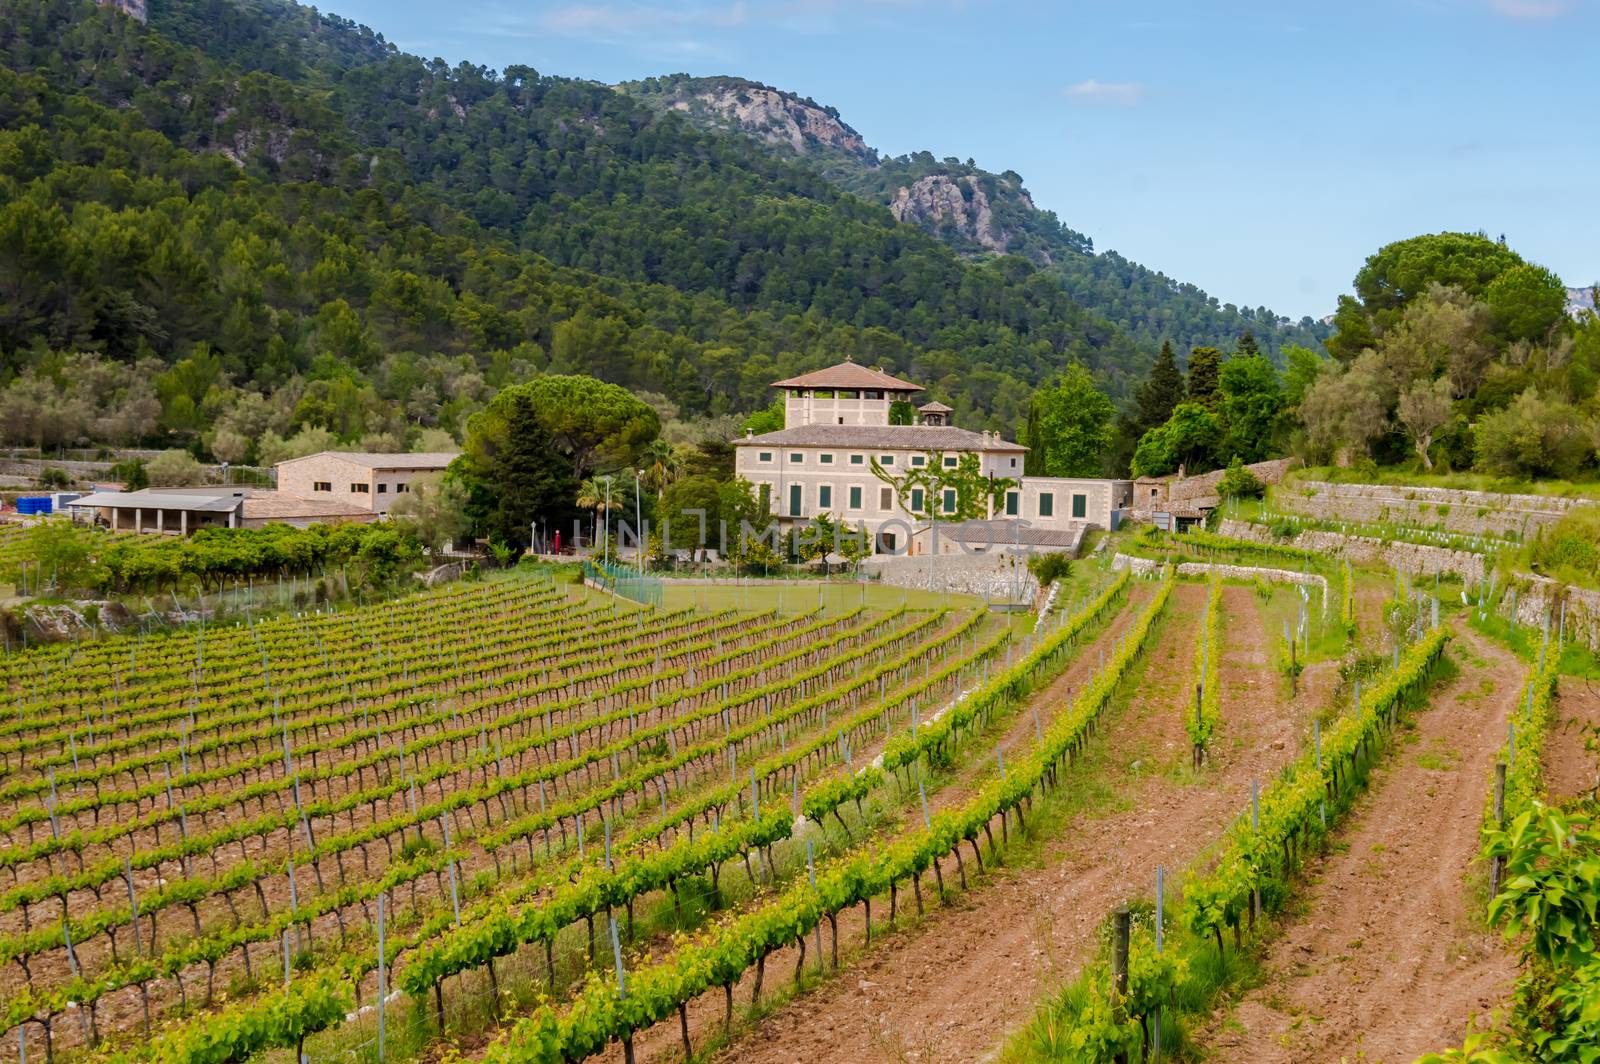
863 553 1038 603
1110 553 1327 609
1168 457 1298 510
1274 480 1590 538
1497 574 1600 651
1217 519 1488 585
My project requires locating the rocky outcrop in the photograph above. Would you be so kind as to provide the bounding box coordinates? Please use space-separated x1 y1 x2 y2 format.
97 0 147 21
654 80 873 162
888 175 1011 254
19 601 136 642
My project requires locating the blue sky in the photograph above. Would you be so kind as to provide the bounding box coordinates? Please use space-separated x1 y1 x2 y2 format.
323 0 1598 321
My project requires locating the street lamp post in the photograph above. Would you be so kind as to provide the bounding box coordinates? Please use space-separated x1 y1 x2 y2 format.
602 475 613 567
634 470 643 568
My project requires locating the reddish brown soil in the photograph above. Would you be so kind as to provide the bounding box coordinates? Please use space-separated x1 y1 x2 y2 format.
631 581 1318 1064
1545 675 1600 804
921 584 1153 820
1205 626 1524 1063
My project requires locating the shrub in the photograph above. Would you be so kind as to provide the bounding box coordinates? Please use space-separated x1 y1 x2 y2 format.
1028 552 1072 586
109 457 149 490
1216 456 1265 500
146 449 207 487
1473 388 1593 480
34 467 73 489
1523 509 1600 588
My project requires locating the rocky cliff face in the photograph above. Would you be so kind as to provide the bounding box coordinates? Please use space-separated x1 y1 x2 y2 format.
619 76 1064 261
643 78 873 162
97 0 147 21
889 174 1021 257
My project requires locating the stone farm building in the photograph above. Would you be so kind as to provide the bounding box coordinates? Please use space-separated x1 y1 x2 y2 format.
68 486 379 532
66 452 459 536
734 359 1132 556
274 452 458 515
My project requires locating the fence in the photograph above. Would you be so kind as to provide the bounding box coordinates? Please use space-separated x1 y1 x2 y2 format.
584 559 663 608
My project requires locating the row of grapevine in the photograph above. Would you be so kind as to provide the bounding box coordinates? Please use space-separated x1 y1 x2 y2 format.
0 610 932 1018
461 577 1174 1064
396 574 1137 1022
89 609 1006 1060
1186 577 1221 767
1043 622 1454 1057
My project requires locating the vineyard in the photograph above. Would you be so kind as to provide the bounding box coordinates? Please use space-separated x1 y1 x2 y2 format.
0 515 1594 1064
0 562 1148 1064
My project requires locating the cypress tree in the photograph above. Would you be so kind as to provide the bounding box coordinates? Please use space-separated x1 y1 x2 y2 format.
1022 399 1046 476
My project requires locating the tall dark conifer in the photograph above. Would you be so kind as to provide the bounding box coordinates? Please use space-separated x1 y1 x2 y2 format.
1022 399 1046 476
1134 340 1186 432
1185 346 1223 409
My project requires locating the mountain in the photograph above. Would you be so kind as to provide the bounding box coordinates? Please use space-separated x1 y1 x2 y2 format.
1567 285 1597 317
620 75 1329 358
0 0 1296 465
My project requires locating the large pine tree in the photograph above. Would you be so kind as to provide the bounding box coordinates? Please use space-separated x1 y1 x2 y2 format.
1133 340 1186 432
1185 346 1223 409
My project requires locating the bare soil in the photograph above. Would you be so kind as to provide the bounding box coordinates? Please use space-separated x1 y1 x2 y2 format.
1204 626 1524 1064
1545 674 1600 804
633 582 1317 1064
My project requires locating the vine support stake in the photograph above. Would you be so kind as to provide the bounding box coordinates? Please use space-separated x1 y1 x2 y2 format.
1154 865 1164 1062
1111 905 1131 1064
1490 763 1507 904
377 893 387 1063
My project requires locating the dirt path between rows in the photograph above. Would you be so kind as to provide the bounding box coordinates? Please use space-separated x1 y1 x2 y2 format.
631 582 1321 1064
921 584 1153 820
1545 674 1600 804
1204 625 1524 1064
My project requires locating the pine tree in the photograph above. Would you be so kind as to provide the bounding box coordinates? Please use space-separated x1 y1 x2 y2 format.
1235 330 1261 359
1185 346 1223 409
1133 340 1186 432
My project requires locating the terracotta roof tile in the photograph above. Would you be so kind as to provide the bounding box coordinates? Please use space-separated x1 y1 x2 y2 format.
737 425 1024 451
770 360 922 392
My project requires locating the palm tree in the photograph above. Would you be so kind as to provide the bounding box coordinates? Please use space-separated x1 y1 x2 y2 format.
642 440 681 499
575 477 614 548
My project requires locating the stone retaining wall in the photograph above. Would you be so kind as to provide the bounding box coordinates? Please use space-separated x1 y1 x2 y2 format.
1217 519 1488 585
1111 553 1328 609
1168 457 1298 510
863 553 1038 603
1497 574 1600 651
1274 480 1591 538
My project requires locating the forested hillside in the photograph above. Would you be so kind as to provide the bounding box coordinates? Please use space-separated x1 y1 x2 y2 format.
0 0 1175 463
620 74 1330 359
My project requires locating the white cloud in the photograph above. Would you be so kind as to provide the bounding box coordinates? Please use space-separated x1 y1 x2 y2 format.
1064 79 1146 105
1488 0 1572 19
